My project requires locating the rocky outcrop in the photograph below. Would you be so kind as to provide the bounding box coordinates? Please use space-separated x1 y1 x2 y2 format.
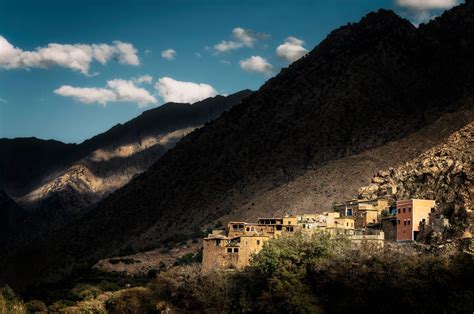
359 122 473 212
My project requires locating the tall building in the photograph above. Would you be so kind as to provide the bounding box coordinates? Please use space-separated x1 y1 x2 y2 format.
396 199 436 241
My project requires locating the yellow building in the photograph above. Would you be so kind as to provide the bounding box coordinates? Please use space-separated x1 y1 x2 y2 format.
336 199 389 228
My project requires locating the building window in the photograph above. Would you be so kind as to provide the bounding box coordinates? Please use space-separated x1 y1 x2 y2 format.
403 208 406 213
246 227 250 231
257 240 260 245
227 248 232 253
404 220 407 225
398 208 401 214
407 220 411 225
408 207 412 212
397 220 400 224
288 221 291 225
234 248 239 253
216 239 221 246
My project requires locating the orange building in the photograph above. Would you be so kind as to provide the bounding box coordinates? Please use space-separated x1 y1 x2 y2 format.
396 199 435 241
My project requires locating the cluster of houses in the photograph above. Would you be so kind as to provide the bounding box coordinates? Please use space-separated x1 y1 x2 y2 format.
202 198 451 270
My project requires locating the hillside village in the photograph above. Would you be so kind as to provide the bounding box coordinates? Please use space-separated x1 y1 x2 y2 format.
203 197 473 270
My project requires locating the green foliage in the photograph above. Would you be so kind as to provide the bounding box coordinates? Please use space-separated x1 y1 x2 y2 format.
105 287 154 314
70 283 102 301
148 265 233 313
25 300 47 312
0 285 26 314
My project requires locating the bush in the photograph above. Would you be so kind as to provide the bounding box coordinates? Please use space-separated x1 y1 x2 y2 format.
105 287 153 314
0 286 26 314
25 300 47 312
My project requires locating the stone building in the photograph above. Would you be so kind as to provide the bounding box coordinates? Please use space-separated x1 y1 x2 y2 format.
336 198 390 228
202 215 300 271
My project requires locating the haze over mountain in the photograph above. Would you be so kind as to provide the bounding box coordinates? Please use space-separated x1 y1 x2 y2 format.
1 1 474 288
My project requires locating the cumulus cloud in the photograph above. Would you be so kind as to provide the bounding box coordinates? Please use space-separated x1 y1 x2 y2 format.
395 0 460 24
134 74 153 84
214 27 269 53
239 56 273 74
155 77 217 103
54 79 157 107
54 86 116 105
276 37 309 63
395 0 459 10
0 36 140 75
161 48 176 60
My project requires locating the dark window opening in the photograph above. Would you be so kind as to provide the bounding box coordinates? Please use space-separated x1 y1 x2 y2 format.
403 208 406 213
227 248 232 253
234 248 239 253
408 207 412 212
276 225 282 231
216 239 221 246
257 240 260 245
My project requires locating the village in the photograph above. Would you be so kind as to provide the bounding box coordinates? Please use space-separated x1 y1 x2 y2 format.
202 197 472 270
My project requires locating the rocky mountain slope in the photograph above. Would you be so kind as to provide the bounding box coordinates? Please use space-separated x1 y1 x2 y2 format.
359 121 473 212
2 2 474 288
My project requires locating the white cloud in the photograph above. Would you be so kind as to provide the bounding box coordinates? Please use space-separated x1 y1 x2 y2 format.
395 0 460 24
214 40 243 53
155 77 217 103
161 48 176 60
0 98 7 103
239 56 273 74
54 86 116 105
194 52 202 58
54 79 157 107
107 79 156 106
0 36 140 75
276 37 309 64
134 74 153 84
213 27 269 53
395 0 459 10
232 27 256 47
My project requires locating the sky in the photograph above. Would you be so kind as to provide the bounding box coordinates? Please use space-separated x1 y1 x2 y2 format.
0 0 461 143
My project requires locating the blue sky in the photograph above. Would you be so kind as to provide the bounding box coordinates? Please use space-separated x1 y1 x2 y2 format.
0 0 460 143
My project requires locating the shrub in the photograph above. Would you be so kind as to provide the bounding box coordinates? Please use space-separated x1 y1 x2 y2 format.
25 300 47 312
105 287 153 314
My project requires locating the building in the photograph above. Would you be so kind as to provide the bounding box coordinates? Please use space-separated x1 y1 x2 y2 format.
336 199 389 229
298 212 354 235
396 199 436 241
202 215 300 271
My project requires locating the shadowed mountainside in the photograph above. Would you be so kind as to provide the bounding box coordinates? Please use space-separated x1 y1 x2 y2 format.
0 90 251 250
2 2 474 288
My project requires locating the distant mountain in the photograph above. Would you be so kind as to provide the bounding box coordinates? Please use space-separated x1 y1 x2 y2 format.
2 2 474 288
0 90 251 248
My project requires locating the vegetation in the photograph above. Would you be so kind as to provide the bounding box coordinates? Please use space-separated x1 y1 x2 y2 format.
5 235 474 313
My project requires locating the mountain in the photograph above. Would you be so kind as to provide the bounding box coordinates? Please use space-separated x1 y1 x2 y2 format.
0 191 26 249
0 90 251 249
2 2 474 288
359 121 473 212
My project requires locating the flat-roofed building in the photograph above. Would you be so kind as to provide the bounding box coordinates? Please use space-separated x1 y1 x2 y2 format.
396 199 435 241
